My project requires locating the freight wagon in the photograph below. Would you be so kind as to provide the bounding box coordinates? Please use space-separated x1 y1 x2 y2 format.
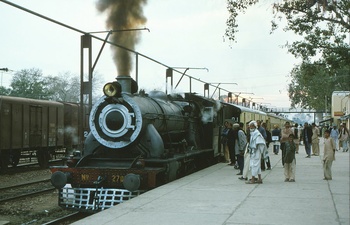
0 95 85 171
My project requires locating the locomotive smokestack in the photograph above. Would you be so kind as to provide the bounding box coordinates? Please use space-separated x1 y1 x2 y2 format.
96 0 147 76
116 75 138 94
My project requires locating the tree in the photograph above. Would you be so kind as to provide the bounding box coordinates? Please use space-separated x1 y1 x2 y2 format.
5 68 105 103
225 0 259 43
288 62 350 110
46 71 105 103
225 0 350 109
0 86 11 95
46 72 80 103
270 1 350 69
10 68 52 99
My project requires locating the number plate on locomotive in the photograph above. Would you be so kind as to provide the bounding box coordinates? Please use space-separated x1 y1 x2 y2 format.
80 174 125 184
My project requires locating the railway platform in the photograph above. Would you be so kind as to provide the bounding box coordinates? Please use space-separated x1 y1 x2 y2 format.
73 139 349 225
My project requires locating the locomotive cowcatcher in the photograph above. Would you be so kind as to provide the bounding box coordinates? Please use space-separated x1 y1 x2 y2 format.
50 75 224 212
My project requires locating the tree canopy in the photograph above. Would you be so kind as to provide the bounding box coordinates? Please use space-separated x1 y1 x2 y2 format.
45 72 81 103
9 68 51 99
0 86 11 96
225 0 350 110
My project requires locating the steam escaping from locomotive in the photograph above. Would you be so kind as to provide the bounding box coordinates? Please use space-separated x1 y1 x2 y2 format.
96 0 148 75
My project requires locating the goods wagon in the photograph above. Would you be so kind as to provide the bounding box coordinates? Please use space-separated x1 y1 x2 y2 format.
0 96 83 171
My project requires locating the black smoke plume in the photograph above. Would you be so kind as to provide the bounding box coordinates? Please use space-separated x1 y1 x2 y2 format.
96 0 147 76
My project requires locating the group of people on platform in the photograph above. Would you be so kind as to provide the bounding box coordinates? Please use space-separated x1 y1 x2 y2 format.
221 120 350 184
326 123 350 153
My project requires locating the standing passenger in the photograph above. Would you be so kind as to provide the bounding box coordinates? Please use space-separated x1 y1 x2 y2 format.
239 122 251 181
280 122 293 166
246 121 266 184
226 122 236 166
234 123 247 176
284 134 296 182
221 121 230 163
292 123 300 154
323 130 336 180
330 125 339 151
311 123 320 156
339 123 349 152
261 122 272 170
272 125 281 155
238 143 250 181
302 123 313 158
257 120 267 171
257 120 267 140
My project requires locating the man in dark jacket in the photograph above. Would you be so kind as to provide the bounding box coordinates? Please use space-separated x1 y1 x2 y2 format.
261 122 271 170
226 122 236 166
302 122 313 158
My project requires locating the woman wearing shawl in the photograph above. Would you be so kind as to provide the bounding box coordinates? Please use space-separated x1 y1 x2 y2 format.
246 121 267 184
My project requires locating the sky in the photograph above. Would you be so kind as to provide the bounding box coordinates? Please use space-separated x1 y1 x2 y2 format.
0 0 301 108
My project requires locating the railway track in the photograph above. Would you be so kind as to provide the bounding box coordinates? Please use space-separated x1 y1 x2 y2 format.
0 179 55 203
0 174 88 225
1 159 64 175
42 212 89 225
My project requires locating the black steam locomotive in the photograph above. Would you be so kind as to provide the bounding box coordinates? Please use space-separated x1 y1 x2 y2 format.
50 76 223 211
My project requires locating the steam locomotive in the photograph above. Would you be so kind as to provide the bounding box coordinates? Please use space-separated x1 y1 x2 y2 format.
50 76 291 212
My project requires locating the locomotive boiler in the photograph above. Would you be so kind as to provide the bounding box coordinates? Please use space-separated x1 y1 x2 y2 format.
50 76 222 211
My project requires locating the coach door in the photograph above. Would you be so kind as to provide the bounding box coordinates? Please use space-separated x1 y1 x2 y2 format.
29 105 42 148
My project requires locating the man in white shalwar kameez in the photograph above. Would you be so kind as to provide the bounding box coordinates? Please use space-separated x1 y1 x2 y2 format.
246 121 267 184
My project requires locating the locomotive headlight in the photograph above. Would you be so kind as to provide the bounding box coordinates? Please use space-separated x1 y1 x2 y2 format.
103 82 121 97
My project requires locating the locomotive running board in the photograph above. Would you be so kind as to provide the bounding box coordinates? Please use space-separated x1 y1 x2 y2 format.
58 186 144 212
